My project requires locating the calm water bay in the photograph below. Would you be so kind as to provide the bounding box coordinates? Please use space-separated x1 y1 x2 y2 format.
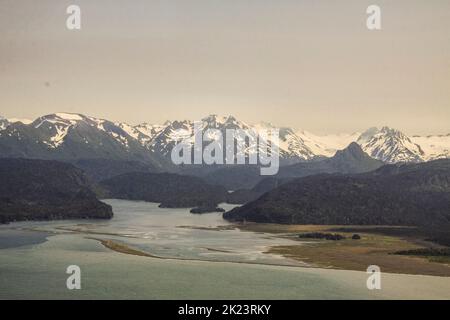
0 199 449 299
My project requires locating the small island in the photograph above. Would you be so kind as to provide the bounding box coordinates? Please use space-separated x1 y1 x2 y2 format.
190 206 226 214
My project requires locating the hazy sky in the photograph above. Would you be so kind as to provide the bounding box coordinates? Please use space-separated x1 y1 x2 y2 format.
0 0 449 134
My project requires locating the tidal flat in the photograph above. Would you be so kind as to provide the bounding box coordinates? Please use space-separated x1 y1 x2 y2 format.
0 199 449 299
239 224 450 277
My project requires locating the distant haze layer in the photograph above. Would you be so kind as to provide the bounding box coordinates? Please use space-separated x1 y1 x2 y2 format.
0 0 449 135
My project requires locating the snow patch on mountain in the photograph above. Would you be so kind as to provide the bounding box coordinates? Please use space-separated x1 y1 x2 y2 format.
48 124 71 148
134 123 165 140
0 116 9 131
54 113 83 121
411 134 450 161
8 118 32 125
86 116 106 131
117 122 141 140
35 113 82 129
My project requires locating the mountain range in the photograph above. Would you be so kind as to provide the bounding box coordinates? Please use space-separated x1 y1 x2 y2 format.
1 113 449 175
200 142 383 190
1 113 449 227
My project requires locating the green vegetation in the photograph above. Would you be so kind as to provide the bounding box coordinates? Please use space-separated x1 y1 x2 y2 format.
393 248 450 264
298 232 346 240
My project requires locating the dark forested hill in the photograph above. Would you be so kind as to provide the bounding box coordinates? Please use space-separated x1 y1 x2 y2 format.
277 142 384 178
224 143 383 202
99 172 228 208
0 158 113 223
224 159 450 227
226 177 288 204
71 158 161 182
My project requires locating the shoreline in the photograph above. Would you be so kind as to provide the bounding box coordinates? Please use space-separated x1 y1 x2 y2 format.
2 215 449 277
89 235 450 278
89 237 309 268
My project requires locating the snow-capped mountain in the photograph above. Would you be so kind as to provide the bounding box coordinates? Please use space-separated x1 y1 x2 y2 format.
30 113 142 149
357 127 425 163
0 116 9 131
254 122 316 162
148 115 273 163
134 122 166 141
0 112 169 170
293 126 445 164
411 134 450 161
149 119 196 157
0 112 448 167
143 117 448 164
146 115 320 165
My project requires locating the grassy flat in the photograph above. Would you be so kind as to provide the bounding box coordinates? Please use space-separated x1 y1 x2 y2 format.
238 223 450 277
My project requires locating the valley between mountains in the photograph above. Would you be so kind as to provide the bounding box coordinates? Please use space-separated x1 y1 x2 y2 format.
1 112 450 276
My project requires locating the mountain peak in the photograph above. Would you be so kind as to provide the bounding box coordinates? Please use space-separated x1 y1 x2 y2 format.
53 112 85 120
7 118 33 125
379 126 409 139
357 126 424 163
34 113 86 126
327 142 384 173
202 114 226 123
345 141 364 153
334 142 367 159
201 114 239 126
